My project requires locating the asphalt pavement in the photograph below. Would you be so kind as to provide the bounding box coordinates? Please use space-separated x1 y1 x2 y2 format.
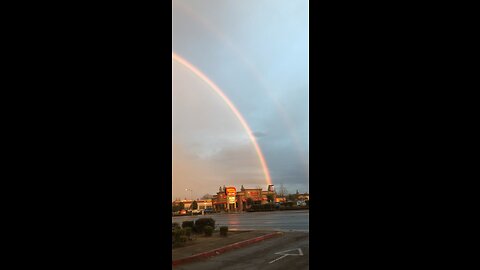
172 210 309 232
173 231 308 270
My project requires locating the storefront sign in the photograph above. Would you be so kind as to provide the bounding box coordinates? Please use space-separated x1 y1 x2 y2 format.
226 187 236 204
226 187 236 196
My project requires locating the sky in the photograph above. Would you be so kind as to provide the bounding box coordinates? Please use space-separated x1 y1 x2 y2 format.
172 0 308 201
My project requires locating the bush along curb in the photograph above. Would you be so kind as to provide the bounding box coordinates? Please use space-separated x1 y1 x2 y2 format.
220 226 228 237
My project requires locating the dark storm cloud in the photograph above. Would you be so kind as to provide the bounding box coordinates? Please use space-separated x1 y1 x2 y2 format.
253 131 267 138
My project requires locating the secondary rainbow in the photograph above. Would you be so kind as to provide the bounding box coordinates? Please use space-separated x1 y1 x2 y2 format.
172 52 273 186
173 1 307 174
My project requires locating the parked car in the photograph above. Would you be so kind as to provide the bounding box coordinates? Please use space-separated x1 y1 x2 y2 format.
296 200 306 206
204 208 214 214
179 209 187 215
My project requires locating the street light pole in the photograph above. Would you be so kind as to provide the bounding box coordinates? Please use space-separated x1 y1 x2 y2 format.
185 188 193 200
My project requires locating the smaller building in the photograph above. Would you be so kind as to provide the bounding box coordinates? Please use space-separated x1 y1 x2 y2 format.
172 199 212 210
196 199 213 210
297 193 309 201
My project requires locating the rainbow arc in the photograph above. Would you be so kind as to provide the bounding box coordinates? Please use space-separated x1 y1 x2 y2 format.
172 52 272 186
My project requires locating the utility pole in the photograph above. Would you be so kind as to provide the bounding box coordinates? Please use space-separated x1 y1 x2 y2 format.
185 188 193 200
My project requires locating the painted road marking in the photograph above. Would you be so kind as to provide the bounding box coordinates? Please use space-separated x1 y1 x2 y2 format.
268 248 303 264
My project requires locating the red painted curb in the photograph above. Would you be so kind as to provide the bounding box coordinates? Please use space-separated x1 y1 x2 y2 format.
172 232 282 266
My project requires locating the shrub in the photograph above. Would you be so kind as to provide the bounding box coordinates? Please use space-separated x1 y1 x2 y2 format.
250 204 275 211
194 218 215 233
220 226 228 237
173 227 185 242
285 202 294 208
182 221 194 229
173 235 188 248
179 235 188 243
204 226 213 237
184 227 192 239
264 203 275 210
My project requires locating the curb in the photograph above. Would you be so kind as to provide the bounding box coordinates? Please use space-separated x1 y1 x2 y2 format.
172 231 283 266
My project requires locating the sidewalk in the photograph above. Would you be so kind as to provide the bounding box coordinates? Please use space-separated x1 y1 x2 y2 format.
172 230 282 265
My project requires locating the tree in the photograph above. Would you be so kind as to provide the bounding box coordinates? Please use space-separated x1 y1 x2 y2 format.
278 184 288 198
287 194 296 202
191 200 198 210
201 194 212 200
172 202 185 213
267 194 274 203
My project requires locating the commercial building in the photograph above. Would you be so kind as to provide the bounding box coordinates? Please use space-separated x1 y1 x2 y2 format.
172 185 309 213
172 199 212 210
296 193 309 201
212 185 277 212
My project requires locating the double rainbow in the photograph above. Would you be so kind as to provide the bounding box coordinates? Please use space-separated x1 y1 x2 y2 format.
173 52 272 186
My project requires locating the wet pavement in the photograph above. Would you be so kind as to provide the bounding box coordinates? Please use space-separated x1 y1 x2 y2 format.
174 231 309 270
172 210 309 232
172 230 275 262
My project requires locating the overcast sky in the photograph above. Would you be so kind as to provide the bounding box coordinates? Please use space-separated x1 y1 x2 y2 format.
172 0 308 200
